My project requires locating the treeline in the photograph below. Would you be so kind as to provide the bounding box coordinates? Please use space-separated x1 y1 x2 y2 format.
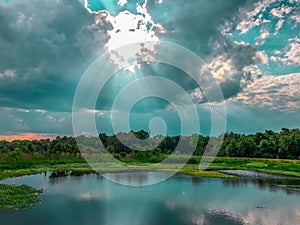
0 136 80 162
0 128 300 163
219 128 300 159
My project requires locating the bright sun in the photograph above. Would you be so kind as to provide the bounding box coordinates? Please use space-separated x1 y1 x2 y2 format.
84 0 165 73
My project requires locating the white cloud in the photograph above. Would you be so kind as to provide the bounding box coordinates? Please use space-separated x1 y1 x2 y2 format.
235 1 296 47
255 51 268 64
255 28 270 45
236 0 277 34
268 38 300 65
106 9 161 70
190 88 205 103
17 108 30 113
232 73 300 111
291 14 300 23
155 0 164 4
203 55 237 83
275 19 284 34
270 6 293 18
286 37 300 64
273 50 281 55
117 0 127 7
0 69 16 79
84 109 113 117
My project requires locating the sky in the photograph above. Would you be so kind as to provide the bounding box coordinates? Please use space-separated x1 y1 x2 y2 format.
0 0 299 140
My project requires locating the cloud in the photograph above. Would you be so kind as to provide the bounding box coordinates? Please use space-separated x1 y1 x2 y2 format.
103 3 164 72
0 0 299 136
0 0 106 112
0 0 278 114
286 37 300 64
275 19 284 34
269 38 300 65
192 40 267 100
234 0 298 46
270 5 293 18
236 0 276 34
145 0 271 101
0 69 16 79
117 0 128 7
148 0 250 54
291 13 300 23
231 73 300 111
0 107 72 135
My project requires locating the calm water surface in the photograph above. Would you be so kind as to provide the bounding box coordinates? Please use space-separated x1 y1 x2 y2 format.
1 172 300 225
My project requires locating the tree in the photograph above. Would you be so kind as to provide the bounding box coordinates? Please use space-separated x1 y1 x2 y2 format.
107 145 115 153
132 130 150 140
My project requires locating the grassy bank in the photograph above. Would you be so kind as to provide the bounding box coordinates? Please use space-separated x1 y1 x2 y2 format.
1 156 300 181
0 184 42 211
208 157 300 177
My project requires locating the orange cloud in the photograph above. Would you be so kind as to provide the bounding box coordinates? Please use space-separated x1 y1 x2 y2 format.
0 133 57 142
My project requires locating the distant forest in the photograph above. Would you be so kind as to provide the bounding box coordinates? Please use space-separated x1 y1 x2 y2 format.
0 128 300 163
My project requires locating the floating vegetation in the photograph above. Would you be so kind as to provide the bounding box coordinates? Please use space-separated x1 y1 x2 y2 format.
0 184 43 211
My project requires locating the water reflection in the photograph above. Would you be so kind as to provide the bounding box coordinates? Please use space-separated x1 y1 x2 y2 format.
47 169 300 194
199 209 244 225
49 170 70 178
221 175 300 195
1 172 300 225
104 171 175 186
242 205 300 225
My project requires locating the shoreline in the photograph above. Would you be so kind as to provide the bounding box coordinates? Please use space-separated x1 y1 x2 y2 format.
1 158 300 211
1 157 300 181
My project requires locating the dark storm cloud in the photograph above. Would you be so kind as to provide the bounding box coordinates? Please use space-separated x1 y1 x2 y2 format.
147 0 265 100
0 0 263 113
148 0 250 55
1 0 298 136
0 0 110 112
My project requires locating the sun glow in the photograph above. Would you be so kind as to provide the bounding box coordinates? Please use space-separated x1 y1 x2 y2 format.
0 133 56 141
84 0 164 72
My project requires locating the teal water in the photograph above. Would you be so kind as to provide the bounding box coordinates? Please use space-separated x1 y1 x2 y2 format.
1 172 300 225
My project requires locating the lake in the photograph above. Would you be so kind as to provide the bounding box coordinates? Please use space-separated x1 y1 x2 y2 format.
1 172 300 225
